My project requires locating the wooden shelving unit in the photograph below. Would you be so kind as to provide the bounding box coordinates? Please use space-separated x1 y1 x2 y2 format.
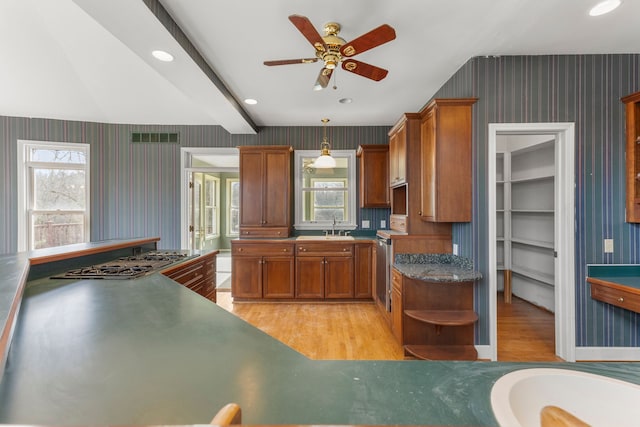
393 269 478 361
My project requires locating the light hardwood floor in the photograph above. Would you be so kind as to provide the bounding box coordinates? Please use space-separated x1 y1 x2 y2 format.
216 291 562 362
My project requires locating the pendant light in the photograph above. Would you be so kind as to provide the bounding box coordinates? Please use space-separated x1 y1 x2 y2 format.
313 118 337 168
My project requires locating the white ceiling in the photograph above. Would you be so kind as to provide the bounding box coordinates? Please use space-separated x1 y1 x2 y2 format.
1 0 638 134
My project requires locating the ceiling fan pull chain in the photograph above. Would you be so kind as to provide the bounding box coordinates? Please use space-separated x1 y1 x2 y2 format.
333 70 338 90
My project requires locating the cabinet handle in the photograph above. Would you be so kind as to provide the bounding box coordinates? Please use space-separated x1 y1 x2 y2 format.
343 248 348 252
238 248 243 252
418 211 422 215
618 297 625 302
283 248 288 252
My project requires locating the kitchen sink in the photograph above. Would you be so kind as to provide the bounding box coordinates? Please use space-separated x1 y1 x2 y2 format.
296 235 355 241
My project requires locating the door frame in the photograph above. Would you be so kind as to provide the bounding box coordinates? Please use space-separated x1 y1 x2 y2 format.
487 122 576 362
180 147 239 249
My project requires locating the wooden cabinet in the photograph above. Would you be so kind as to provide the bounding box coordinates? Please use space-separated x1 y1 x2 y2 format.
238 146 292 237
589 278 640 314
296 242 354 299
231 241 295 299
419 98 477 222
393 268 478 360
622 91 640 222
161 251 217 302
354 241 373 298
389 123 407 187
357 145 390 208
390 269 403 342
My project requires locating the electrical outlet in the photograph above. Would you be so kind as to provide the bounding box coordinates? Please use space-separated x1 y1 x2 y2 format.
380 220 386 228
453 244 459 255
604 239 614 253
362 220 370 229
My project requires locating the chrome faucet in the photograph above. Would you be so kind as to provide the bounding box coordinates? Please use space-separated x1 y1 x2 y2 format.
331 215 336 235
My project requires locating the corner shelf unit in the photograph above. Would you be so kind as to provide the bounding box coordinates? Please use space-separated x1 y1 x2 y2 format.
496 139 556 310
622 91 640 222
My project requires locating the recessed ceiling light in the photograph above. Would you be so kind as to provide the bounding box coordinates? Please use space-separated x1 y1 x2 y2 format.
152 50 174 62
589 0 621 16
339 98 353 104
244 98 258 105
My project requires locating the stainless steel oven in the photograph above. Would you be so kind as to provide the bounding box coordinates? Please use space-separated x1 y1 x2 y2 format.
376 233 392 312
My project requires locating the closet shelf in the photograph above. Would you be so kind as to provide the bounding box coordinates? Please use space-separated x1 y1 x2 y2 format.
511 265 555 286
510 174 554 184
511 209 554 214
511 237 554 249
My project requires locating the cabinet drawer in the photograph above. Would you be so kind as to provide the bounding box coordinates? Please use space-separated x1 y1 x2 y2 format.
390 215 407 232
232 242 294 256
296 242 353 257
239 227 289 238
165 260 204 285
591 281 640 314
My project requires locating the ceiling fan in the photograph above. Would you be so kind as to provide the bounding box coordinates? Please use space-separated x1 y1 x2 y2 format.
263 14 396 90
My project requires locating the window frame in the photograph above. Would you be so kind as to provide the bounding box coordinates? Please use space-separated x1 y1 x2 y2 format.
293 149 357 231
226 178 240 237
17 140 91 252
203 174 220 239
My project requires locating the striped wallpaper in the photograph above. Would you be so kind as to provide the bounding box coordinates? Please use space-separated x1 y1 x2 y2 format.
433 54 640 347
0 119 390 255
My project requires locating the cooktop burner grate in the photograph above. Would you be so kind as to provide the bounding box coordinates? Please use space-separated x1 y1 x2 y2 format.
51 251 192 280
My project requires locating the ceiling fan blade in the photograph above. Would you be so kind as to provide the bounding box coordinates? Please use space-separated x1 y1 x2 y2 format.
288 14 327 52
341 59 388 81
340 24 396 57
314 67 333 90
264 58 319 66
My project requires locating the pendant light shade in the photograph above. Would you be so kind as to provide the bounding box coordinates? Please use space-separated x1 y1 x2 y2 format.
314 118 336 168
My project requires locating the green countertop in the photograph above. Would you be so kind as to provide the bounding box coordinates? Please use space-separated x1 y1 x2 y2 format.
588 264 640 289
1 245 640 426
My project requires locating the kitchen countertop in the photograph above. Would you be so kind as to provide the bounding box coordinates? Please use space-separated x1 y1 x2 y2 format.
394 253 483 283
1 243 639 426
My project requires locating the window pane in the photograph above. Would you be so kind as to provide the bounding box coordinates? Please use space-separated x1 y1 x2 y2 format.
314 189 345 208
230 181 240 207
30 148 86 164
32 213 85 249
230 208 239 234
34 168 86 210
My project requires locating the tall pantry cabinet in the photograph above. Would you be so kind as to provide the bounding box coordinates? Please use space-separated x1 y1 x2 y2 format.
238 146 293 238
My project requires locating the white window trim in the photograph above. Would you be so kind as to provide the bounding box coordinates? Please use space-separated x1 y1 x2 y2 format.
294 149 356 231
226 178 239 237
203 175 220 240
17 140 91 252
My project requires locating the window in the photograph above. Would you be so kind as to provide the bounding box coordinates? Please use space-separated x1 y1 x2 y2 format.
294 150 356 230
17 140 90 251
203 175 219 238
227 178 240 235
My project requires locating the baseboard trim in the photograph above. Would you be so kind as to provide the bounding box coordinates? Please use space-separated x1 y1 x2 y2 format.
575 347 640 361
475 345 492 360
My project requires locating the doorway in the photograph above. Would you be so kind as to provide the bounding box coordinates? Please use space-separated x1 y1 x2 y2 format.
180 148 239 291
487 123 576 362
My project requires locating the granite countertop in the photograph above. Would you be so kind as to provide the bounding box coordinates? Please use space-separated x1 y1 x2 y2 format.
394 253 482 283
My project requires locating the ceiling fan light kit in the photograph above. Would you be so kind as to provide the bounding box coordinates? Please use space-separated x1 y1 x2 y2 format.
264 14 396 90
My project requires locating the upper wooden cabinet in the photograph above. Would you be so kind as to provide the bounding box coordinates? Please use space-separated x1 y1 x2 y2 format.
388 118 410 187
357 145 390 208
622 91 640 223
419 98 477 222
238 146 292 237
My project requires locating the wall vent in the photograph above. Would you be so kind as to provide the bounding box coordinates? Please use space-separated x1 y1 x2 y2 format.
131 132 180 144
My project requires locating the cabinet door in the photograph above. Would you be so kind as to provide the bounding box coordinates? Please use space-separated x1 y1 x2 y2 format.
295 256 325 298
263 256 295 298
391 271 403 343
263 150 290 227
239 151 264 227
354 243 372 298
389 124 407 186
358 145 390 208
420 108 437 220
231 255 262 298
324 256 354 298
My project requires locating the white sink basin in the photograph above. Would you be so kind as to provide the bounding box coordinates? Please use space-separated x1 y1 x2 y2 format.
296 235 355 241
491 368 640 427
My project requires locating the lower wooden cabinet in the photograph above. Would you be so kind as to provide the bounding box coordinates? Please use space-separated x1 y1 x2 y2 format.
231 241 295 300
231 239 373 301
392 268 478 360
161 251 217 302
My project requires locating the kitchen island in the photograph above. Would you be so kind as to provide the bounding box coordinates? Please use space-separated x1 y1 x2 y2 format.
1 241 640 426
